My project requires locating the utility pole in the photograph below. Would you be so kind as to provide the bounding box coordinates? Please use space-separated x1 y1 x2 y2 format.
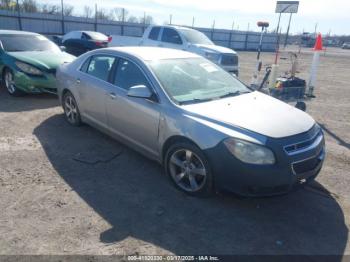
169 14 172 25
192 16 195 28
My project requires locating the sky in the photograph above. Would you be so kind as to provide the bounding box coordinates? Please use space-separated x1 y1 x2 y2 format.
45 0 350 35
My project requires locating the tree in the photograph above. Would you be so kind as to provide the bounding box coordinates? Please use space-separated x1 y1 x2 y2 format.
139 15 153 25
41 4 59 14
83 5 92 18
20 0 38 13
96 8 109 20
0 0 17 10
63 4 73 16
109 7 128 21
127 15 138 23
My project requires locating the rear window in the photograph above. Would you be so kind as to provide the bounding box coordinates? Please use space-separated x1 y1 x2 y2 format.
161 28 183 45
0 34 60 52
148 27 160 40
84 32 108 41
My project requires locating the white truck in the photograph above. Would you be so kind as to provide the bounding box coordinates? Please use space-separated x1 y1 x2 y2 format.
110 25 239 75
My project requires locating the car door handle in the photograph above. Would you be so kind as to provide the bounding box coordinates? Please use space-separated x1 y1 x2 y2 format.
109 92 117 99
76 78 81 84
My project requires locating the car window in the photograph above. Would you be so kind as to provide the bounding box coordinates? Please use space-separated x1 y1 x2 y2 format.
86 55 115 82
148 27 160 40
80 57 91 72
81 33 91 40
114 59 149 91
161 28 182 45
0 34 60 52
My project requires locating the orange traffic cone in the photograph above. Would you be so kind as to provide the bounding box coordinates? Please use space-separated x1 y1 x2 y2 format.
313 33 323 51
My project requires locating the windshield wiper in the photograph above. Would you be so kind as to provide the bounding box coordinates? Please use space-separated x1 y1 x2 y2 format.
219 90 250 99
179 98 213 105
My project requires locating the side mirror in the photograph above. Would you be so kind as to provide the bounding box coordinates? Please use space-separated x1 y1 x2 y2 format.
60 46 66 52
127 85 154 100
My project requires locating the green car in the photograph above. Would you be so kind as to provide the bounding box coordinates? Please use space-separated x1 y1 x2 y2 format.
0 30 75 96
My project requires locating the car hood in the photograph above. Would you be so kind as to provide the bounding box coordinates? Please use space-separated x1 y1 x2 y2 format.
8 51 75 71
182 91 315 138
192 43 237 55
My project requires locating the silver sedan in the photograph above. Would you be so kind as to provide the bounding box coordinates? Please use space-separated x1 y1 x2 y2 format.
57 47 325 197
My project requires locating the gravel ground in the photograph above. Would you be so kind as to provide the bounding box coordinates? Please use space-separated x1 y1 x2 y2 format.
0 47 349 257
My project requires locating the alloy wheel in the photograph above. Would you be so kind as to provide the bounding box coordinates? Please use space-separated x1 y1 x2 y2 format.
4 71 16 94
169 149 207 192
64 94 79 124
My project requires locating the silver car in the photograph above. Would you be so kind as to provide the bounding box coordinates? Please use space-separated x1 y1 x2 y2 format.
57 47 325 197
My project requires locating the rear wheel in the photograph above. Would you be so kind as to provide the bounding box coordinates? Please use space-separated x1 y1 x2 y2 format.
3 69 24 96
63 91 82 126
165 142 213 197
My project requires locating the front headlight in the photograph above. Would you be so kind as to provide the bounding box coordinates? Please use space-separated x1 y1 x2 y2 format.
204 52 220 62
15 61 43 76
224 138 275 165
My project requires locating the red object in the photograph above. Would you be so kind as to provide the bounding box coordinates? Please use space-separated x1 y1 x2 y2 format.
313 33 323 51
95 41 105 47
108 36 112 42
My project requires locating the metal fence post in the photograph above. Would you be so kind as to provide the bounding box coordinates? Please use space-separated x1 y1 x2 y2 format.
244 23 250 50
61 0 65 34
121 8 125 36
16 0 22 30
94 3 97 32
210 20 215 41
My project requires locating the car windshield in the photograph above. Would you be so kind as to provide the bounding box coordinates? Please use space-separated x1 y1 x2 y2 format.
148 57 250 105
0 34 60 52
85 32 108 41
178 29 214 45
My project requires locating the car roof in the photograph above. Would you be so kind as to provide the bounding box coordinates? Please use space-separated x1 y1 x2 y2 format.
104 46 200 61
0 30 39 36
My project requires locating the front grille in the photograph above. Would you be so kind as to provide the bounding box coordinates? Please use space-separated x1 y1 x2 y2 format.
220 54 238 66
292 149 324 175
284 131 323 155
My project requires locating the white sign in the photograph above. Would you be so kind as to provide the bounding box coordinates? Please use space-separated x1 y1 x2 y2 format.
275 1 299 13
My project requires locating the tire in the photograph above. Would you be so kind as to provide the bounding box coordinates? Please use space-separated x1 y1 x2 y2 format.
164 142 213 197
295 101 306 111
62 91 82 126
3 68 25 96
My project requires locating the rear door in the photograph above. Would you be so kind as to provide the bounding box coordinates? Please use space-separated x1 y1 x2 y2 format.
159 28 185 50
76 55 116 129
141 26 161 46
106 57 160 156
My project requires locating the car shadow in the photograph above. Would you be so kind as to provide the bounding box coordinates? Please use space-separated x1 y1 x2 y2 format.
319 123 350 150
33 114 348 256
0 86 59 112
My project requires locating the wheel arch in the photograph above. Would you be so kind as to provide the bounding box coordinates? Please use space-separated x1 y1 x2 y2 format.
161 135 201 164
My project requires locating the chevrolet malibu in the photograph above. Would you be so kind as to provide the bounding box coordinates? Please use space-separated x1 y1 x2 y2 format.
57 47 325 197
0 30 75 96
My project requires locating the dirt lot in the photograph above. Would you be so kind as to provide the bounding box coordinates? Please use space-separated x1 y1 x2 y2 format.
0 47 349 257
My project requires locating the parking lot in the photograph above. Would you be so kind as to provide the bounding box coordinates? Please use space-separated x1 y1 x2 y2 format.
0 47 349 256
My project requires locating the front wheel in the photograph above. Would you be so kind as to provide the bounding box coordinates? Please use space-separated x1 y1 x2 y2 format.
63 91 82 126
165 142 213 197
3 69 24 96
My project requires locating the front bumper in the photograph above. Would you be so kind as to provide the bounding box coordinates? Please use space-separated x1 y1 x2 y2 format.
205 125 325 197
14 70 57 94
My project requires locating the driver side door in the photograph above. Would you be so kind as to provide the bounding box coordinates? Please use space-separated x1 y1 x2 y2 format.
106 57 161 157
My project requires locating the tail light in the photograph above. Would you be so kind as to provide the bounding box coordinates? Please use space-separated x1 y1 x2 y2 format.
108 36 112 42
95 41 104 47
